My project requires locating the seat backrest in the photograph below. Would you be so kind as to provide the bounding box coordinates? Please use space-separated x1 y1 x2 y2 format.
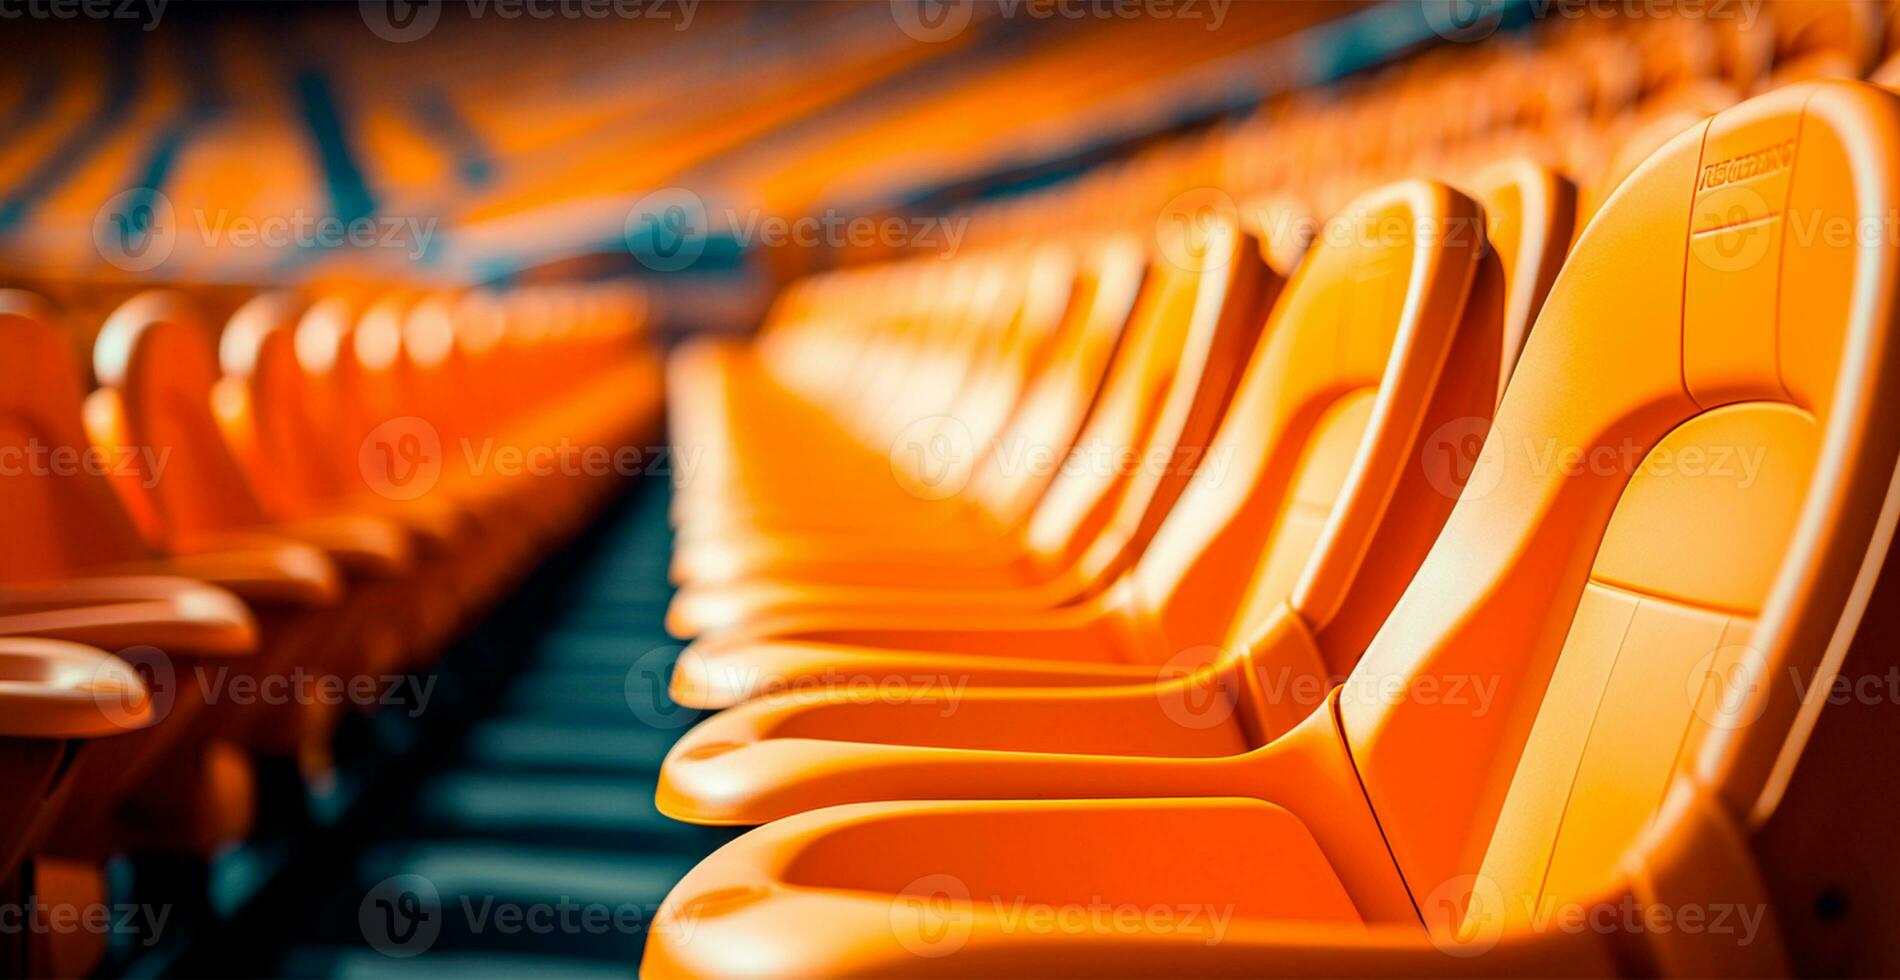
1244 193 1319 280
1712 8 1778 92
1338 81 1900 934
400 292 473 441
938 247 1076 458
89 291 272 545
1461 158 1576 383
320 290 464 489
1127 181 1499 662
1874 48 1900 86
1761 0 1882 88
861 260 1013 444
0 292 151 578
1288 161 1575 672
770 263 920 415
449 291 511 435
1578 83 1741 227
1016 211 1275 585
292 295 376 491
216 291 345 519
965 237 1147 526
1629 16 1722 98
349 295 422 438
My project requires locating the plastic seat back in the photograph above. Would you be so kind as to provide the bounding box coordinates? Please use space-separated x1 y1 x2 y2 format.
1339 82 1900 936
859 261 1008 443
1874 48 1900 86
964 237 1147 525
291 296 375 492
89 291 271 546
1578 83 1741 226
450 292 510 436
1017 213 1275 584
1761 0 1882 88
0 292 150 579
215 292 344 519
349 296 421 439
1128 181 1500 661
399 293 471 441
1462 158 1576 382
1244 193 1319 279
940 248 1075 457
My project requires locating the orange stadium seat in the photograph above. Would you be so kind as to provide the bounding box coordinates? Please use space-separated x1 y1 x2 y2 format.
2 2 1898 977
0 639 153 977
667 221 1274 640
667 243 1140 582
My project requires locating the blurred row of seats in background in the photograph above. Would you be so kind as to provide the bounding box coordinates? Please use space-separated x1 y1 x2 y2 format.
946 0 1900 256
646 1 1900 976
0 280 661 975
0 0 1353 294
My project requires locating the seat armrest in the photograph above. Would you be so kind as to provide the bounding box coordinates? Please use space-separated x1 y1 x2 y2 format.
94 535 341 608
0 638 154 738
671 637 1158 711
656 684 1257 824
0 577 258 657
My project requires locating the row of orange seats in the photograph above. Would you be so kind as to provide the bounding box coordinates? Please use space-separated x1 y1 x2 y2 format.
643 71 1900 978
941 0 1894 265
0 283 660 975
